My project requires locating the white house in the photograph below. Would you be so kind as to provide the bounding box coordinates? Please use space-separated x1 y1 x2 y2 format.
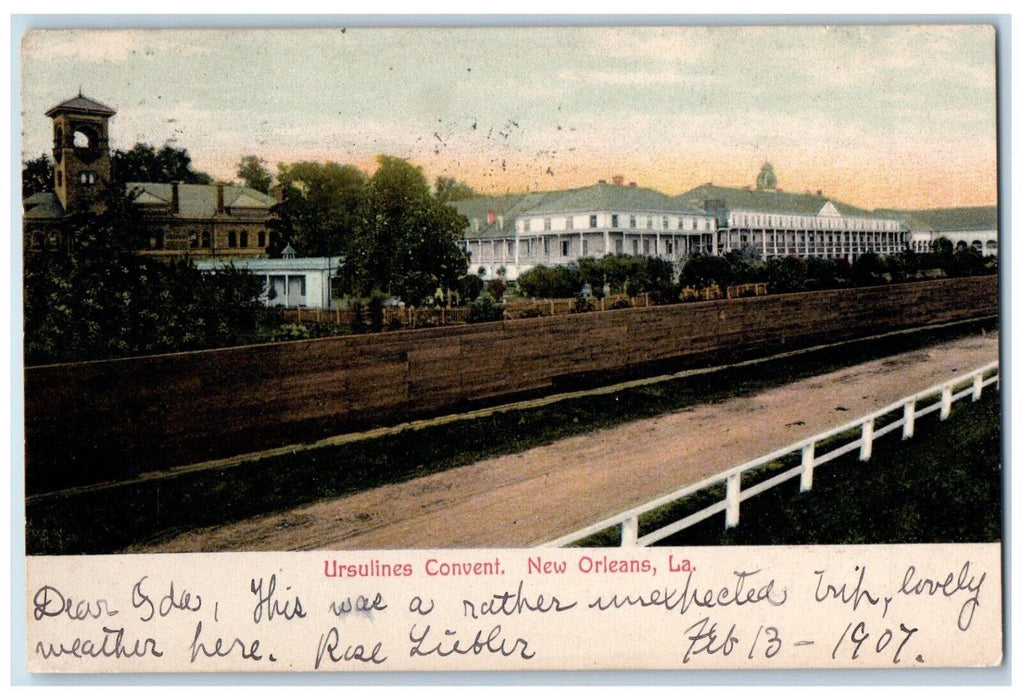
194 251 342 308
452 177 717 280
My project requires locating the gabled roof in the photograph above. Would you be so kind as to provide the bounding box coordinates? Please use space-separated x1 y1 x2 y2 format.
451 192 548 239
452 183 709 240
529 182 701 216
45 94 117 117
675 183 879 219
126 183 276 219
22 192 64 219
874 206 998 232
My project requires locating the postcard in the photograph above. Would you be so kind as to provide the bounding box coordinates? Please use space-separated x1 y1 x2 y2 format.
17 23 1002 673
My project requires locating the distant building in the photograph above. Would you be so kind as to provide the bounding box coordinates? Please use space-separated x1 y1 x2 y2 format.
452 178 717 280
22 93 276 258
194 248 342 308
877 207 999 256
676 162 909 262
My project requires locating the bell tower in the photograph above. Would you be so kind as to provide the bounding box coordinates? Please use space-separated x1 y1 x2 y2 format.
45 93 116 212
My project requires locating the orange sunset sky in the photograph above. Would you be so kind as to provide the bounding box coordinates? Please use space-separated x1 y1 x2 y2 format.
21 25 999 210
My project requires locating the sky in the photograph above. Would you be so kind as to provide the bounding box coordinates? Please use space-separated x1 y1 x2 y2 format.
20 24 999 210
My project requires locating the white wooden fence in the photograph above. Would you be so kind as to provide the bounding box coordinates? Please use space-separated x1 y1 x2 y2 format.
541 360 1000 548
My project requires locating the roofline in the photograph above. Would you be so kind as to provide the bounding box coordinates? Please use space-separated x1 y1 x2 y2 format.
45 96 117 118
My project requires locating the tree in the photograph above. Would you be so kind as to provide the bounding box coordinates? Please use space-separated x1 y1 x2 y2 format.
111 143 213 185
270 160 367 257
22 154 53 198
23 185 264 365
237 155 273 193
434 176 478 202
337 156 468 303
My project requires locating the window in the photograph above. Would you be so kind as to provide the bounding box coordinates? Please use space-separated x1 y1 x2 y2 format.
582 239 589 255
506 240 513 256
258 231 266 247
589 214 598 228
523 219 531 232
56 172 63 187
611 214 619 227
201 231 212 248
643 239 651 254
662 216 669 230
78 170 97 185
666 240 674 255
561 240 570 257
543 238 550 255
228 231 237 247
543 218 552 231
631 239 639 254
241 231 249 247
646 217 653 230
189 232 199 249
566 216 574 231
615 240 623 255
629 215 637 228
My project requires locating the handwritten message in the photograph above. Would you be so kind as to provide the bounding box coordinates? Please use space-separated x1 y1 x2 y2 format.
25 544 1001 672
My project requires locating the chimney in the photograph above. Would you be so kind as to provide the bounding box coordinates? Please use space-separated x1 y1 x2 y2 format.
612 175 625 186
487 210 497 225
598 179 607 184
171 182 179 213
217 183 225 213
816 189 823 196
628 181 637 188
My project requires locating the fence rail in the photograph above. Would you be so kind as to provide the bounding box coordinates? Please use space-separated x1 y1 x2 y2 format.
541 360 999 548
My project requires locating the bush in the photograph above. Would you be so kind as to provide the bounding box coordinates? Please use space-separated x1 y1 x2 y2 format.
467 292 504 323
457 274 485 303
608 298 632 310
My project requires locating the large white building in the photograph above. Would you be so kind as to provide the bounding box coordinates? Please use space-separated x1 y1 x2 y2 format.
453 177 717 280
877 206 999 256
676 162 909 261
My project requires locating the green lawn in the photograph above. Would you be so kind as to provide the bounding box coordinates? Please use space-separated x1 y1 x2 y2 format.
576 392 1001 547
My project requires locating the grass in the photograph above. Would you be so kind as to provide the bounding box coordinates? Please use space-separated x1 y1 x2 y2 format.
26 320 997 555
574 392 1000 547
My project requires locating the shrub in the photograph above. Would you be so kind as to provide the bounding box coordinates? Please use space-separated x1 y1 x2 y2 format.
467 292 504 323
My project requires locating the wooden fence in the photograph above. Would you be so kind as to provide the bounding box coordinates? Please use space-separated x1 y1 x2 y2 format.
24 276 998 494
541 361 1000 547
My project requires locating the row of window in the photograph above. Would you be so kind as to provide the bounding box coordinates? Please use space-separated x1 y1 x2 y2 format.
731 213 900 232
147 230 271 250
54 170 99 188
732 232 907 245
522 214 710 233
469 235 689 260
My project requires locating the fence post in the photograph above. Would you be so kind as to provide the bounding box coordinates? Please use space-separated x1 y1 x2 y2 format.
903 400 915 439
725 473 741 528
336 307 341 324
859 418 874 461
972 373 983 401
297 306 302 323
800 442 816 492
940 386 952 420
620 517 639 547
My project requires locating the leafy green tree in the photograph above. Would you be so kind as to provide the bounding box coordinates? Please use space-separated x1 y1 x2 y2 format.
270 161 367 257
236 155 273 193
24 186 263 365
680 253 731 290
851 252 883 286
517 264 583 299
110 143 213 185
765 256 809 293
434 176 478 202
22 154 53 198
456 274 485 303
338 156 468 303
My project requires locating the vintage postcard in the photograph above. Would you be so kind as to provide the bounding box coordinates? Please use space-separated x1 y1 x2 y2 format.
17 22 1002 674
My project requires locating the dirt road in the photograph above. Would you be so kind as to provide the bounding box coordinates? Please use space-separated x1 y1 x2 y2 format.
141 332 999 552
